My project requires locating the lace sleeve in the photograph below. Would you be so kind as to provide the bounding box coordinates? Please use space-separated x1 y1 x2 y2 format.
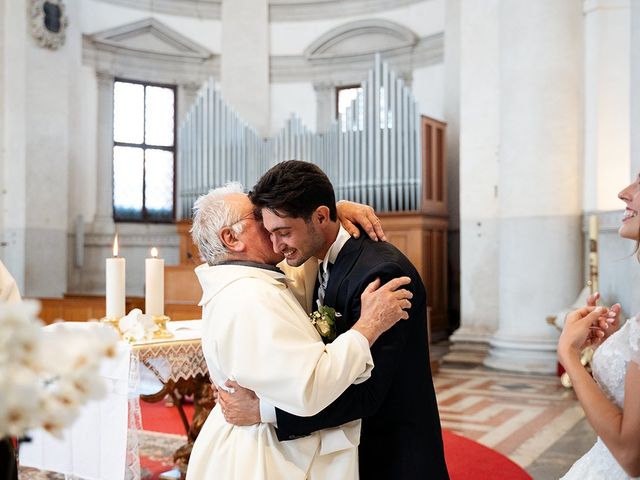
628 316 640 366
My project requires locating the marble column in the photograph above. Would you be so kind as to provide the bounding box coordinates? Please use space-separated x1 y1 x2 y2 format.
485 0 583 373
92 71 115 234
584 0 631 212
221 0 269 137
0 0 27 291
445 0 501 363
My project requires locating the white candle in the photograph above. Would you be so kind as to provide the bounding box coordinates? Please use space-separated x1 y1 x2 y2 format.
106 234 126 319
588 214 599 242
145 247 164 317
588 214 599 294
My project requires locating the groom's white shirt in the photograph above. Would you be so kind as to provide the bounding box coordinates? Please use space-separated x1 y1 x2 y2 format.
187 262 372 480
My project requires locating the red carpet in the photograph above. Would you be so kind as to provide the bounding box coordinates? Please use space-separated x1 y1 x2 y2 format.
140 401 532 480
443 430 532 480
141 399 194 435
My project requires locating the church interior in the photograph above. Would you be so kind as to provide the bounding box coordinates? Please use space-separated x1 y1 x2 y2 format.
2 0 639 478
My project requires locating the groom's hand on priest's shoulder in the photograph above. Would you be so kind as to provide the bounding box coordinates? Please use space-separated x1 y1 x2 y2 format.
218 380 261 426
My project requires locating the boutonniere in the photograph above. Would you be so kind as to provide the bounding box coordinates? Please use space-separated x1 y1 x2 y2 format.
309 303 341 341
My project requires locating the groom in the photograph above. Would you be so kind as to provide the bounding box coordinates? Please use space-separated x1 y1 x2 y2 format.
222 160 449 479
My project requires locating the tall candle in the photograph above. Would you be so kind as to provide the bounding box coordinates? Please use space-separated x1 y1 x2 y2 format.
145 247 164 317
588 214 599 242
588 214 599 294
106 234 126 319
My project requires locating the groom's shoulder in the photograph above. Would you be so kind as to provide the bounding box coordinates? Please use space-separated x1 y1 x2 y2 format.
358 235 409 262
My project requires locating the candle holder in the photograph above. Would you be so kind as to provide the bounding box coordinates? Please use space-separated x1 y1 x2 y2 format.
152 315 173 339
100 317 122 336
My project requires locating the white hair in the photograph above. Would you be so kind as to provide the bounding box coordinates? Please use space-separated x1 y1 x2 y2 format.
191 182 247 265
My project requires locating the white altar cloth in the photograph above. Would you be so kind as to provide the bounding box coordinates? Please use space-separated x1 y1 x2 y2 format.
19 340 132 480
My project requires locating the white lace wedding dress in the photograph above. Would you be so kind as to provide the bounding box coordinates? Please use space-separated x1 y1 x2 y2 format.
561 316 640 479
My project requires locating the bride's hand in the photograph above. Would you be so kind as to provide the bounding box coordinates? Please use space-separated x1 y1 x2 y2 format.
587 292 621 340
558 306 606 367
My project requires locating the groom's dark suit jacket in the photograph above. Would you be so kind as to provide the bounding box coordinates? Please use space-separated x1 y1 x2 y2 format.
275 232 449 479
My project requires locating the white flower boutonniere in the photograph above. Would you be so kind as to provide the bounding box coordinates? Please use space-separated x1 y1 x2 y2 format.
309 304 341 341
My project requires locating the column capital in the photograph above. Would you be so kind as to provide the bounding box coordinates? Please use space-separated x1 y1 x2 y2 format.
96 71 114 86
584 0 630 15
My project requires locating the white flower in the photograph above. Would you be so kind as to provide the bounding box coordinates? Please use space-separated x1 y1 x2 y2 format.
39 396 80 438
316 319 331 336
119 308 157 343
0 367 42 437
0 300 118 438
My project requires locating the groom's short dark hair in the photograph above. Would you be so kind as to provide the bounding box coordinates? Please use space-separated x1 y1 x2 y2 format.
249 160 337 221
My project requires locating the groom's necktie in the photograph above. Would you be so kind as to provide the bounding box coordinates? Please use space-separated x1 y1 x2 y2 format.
317 262 332 306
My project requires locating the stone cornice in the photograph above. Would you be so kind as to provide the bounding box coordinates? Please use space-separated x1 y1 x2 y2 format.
94 0 427 21
583 0 630 15
271 32 443 83
270 0 426 22
94 0 220 18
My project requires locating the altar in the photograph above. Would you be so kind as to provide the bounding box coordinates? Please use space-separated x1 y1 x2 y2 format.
20 320 209 480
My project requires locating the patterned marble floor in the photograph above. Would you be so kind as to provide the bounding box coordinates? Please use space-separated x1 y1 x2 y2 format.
434 364 597 480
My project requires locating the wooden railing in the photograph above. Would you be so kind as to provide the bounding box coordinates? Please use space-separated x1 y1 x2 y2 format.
34 291 202 325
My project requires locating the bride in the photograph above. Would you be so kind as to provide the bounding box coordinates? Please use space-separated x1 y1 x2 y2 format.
558 173 640 479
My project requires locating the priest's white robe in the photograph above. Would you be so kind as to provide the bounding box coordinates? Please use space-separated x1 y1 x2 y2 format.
186 263 373 480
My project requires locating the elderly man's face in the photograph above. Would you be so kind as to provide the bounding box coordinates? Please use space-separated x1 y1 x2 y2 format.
230 194 284 266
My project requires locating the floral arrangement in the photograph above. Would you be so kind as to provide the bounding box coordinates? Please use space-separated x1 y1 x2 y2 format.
0 300 119 438
309 304 341 341
118 308 158 343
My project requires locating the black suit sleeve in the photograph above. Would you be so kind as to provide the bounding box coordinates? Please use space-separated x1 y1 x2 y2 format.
275 263 416 441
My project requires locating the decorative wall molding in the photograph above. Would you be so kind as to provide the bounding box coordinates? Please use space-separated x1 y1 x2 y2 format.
583 0 630 15
94 0 220 19
270 0 426 21
94 0 427 21
82 17 218 84
30 0 69 50
271 32 443 83
304 19 418 58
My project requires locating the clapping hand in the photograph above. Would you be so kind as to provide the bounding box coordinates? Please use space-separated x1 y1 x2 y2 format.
587 292 621 341
558 306 612 368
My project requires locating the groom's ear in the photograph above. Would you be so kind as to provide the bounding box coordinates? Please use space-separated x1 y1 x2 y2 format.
220 227 244 252
314 205 331 225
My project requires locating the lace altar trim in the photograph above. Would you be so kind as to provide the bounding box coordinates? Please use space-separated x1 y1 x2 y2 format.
134 340 208 383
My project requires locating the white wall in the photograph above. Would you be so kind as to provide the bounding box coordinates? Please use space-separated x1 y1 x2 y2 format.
412 64 445 120
270 83 317 134
583 0 630 212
